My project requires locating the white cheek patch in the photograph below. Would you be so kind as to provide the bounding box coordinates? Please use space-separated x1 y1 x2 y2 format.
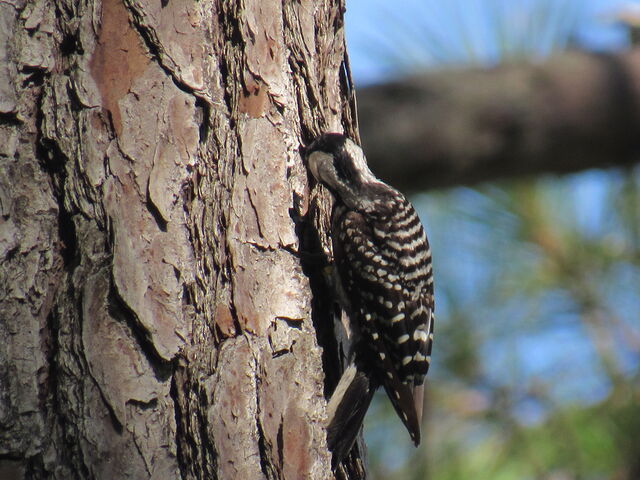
343 139 378 183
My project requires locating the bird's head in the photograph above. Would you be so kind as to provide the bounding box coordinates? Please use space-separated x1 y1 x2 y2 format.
305 133 381 212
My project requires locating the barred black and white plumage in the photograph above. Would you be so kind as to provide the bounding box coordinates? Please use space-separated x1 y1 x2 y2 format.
306 133 435 458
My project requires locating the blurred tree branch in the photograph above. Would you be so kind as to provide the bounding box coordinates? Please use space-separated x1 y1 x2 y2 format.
358 48 640 191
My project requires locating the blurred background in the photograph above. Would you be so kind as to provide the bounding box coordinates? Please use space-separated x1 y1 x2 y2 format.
344 1 640 479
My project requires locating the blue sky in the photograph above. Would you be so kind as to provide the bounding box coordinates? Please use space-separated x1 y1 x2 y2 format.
345 0 631 84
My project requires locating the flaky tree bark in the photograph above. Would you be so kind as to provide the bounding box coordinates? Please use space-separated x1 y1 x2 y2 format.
359 49 640 190
0 1 363 478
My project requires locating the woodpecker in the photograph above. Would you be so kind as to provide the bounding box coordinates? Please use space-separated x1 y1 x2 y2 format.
306 133 435 461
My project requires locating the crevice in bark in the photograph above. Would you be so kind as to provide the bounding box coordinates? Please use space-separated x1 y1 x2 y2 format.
215 2 243 126
275 316 303 330
196 377 217 478
290 192 342 400
56 1 75 20
181 281 194 310
169 363 191 479
271 348 290 359
339 54 359 141
65 79 90 117
37 135 66 181
217 1 244 47
36 133 78 270
0 111 21 126
1 245 18 263
170 359 220 479
20 66 46 88
36 112 63 171
217 57 234 127
276 421 284 470
195 96 211 144
127 397 158 410
59 31 82 57
25 454 47 479
35 83 82 277
46 303 90 480
257 421 274 479
146 194 168 232
107 285 172 380
57 209 79 269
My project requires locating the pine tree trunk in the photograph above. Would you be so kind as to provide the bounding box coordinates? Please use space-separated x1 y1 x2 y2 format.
0 1 362 478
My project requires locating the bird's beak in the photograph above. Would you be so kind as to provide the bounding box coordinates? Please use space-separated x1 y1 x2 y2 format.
307 150 331 184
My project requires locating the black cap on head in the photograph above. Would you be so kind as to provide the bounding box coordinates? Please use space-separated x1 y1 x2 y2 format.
305 132 348 157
